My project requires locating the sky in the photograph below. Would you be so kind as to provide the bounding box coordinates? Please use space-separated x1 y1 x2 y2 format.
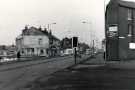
0 0 112 46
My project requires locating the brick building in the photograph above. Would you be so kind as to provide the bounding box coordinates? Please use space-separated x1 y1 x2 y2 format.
106 0 135 61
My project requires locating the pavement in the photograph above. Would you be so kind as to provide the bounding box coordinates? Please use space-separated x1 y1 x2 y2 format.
26 53 135 90
106 60 135 69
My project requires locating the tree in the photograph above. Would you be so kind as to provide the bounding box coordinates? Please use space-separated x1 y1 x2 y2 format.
60 37 72 49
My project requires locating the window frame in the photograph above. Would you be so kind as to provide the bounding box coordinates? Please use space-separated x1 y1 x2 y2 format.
127 8 133 20
38 38 43 45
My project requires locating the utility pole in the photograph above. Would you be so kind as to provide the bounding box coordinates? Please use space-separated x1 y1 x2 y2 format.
92 40 95 55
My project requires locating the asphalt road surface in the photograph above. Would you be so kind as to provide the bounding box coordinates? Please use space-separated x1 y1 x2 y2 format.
28 53 135 90
0 55 89 90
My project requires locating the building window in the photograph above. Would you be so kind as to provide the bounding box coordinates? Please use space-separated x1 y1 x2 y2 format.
31 48 34 53
128 24 133 38
128 24 134 42
128 8 132 20
38 38 43 45
40 49 44 54
21 50 24 54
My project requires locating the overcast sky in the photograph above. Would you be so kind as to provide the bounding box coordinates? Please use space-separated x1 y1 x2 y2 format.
0 0 120 46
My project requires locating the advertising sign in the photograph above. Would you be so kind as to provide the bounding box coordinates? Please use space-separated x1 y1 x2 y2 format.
109 26 118 32
129 43 135 49
107 25 118 38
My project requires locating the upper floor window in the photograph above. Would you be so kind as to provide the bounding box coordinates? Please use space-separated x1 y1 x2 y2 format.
38 38 43 45
128 8 132 20
128 24 133 37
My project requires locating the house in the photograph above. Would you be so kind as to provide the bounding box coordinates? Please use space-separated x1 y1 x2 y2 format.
16 26 60 57
106 0 135 61
48 31 61 57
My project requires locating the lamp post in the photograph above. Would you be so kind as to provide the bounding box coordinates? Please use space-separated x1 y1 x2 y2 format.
82 21 92 45
82 21 94 55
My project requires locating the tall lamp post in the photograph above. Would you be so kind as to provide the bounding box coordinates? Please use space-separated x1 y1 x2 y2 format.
82 21 94 54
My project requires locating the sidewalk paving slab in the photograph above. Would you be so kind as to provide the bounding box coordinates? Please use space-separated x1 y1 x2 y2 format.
26 54 135 90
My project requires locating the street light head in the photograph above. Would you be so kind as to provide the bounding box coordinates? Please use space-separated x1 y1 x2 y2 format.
52 23 56 24
82 21 87 23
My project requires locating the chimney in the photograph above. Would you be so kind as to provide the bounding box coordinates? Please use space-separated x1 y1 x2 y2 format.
44 28 48 34
49 30 52 35
24 25 28 30
38 26 42 31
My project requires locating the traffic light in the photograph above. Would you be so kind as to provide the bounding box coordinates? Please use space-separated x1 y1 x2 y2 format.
72 37 78 47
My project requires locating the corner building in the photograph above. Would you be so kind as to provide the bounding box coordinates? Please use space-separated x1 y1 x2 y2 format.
106 0 135 60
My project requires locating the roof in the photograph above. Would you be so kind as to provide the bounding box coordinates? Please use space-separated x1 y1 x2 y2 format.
0 45 6 50
16 35 23 40
117 0 135 8
41 30 60 41
21 26 60 41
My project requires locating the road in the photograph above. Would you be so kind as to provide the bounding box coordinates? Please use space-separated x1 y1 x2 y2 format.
28 53 135 90
0 55 89 90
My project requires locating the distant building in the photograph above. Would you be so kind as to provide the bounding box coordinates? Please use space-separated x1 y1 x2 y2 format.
0 45 7 57
106 0 135 60
16 26 60 57
0 45 17 57
60 37 73 56
60 37 90 55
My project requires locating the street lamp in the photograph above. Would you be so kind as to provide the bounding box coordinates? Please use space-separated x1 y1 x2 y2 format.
82 21 92 46
82 21 95 55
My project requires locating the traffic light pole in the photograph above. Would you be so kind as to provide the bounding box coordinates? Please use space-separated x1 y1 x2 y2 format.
74 48 77 64
72 37 78 65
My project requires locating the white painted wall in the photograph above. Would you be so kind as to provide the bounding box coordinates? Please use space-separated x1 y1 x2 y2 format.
23 35 49 48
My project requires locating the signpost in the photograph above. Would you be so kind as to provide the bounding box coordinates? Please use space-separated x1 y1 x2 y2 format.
72 37 78 64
